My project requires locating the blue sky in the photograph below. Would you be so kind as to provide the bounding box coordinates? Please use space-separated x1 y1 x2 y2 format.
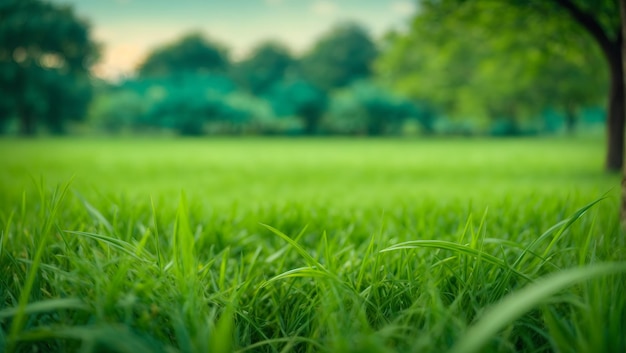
50 0 417 79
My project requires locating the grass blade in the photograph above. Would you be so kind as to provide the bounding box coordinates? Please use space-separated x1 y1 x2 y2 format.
64 230 153 263
380 240 533 282
209 306 234 353
75 192 114 234
173 192 196 284
262 266 340 287
0 298 88 319
260 223 324 269
516 198 604 269
7 180 72 352
449 262 626 353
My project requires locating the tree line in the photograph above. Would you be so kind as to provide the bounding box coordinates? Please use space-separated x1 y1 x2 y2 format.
0 0 619 167
90 27 433 137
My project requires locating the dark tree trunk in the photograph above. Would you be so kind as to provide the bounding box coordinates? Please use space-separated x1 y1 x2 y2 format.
302 116 318 135
564 104 577 134
553 0 624 171
616 0 626 230
299 105 323 135
18 107 36 136
13 67 37 136
607 54 625 172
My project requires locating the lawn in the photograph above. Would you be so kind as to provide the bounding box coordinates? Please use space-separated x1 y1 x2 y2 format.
0 136 624 353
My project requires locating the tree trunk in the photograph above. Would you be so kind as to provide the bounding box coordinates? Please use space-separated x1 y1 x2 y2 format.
607 53 625 172
619 0 626 231
18 106 36 136
552 0 624 171
564 104 577 134
299 105 323 135
13 67 37 136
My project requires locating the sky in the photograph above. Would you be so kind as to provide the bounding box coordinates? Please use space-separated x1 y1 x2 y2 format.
49 0 417 80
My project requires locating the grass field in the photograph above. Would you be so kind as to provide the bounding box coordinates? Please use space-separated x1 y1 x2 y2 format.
1 136 625 353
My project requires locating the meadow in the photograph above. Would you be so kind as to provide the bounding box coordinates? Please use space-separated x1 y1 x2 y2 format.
1 136 625 353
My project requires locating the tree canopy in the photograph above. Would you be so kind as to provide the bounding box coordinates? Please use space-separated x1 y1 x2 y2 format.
234 41 294 95
0 0 98 134
325 81 423 135
267 79 328 135
377 0 608 135
137 33 229 77
382 0 621 169
300 23 378 90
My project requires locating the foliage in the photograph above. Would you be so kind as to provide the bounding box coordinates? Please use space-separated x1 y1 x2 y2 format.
90 74 277 136
324 81 429 135
0 0 98 135
145 91 274 136
205 92 270 134
300 23 378 90
144 89 224 136
137 32 229 77
376 0 608 135
0 138 622 353
267 79 328 134
2 0 612 137
88 89 147 133
233 41 294 95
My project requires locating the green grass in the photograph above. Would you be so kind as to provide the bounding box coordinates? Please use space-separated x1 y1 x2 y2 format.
0 136 624 353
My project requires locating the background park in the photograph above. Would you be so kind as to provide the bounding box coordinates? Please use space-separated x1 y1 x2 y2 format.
1 0 625 352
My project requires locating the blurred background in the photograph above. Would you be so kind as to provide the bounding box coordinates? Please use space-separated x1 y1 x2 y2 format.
0 0 616 162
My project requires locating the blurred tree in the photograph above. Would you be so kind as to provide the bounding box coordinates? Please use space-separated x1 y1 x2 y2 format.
134 33 232 133
216 93 275 134
88 89 147 133
103 72 244 135
325 81 426 135
300 23 378 90
268 79 328 135
234 41 294 95
137 32 229 77
0 0 98 135
545 0 622 170
530 42 608 134
136 77 271 136
145 89 224 136
378 1 607 136
379 0 621 169
122 73 236 98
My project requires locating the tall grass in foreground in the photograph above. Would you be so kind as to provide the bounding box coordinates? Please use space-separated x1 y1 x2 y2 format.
0 137 623 352
1 181 624 353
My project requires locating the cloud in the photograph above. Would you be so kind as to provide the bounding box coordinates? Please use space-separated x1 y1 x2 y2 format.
390 1 416 16
310 0 339 16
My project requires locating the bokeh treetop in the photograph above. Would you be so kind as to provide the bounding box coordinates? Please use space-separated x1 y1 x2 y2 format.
300 23 378 90
137 33 229 78
0 0 98 134
0 0 97 71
